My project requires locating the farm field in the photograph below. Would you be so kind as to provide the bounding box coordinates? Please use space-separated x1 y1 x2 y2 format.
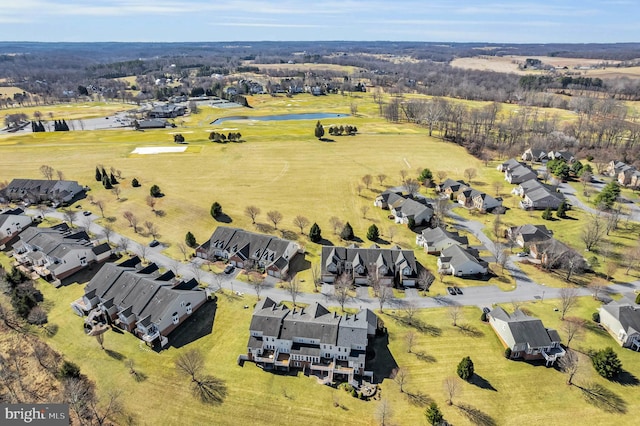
12 262 639 426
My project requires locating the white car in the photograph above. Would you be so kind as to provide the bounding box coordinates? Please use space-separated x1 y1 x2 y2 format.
517 252 528 257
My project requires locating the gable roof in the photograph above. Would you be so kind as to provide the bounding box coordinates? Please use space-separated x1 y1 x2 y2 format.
601 300 640 336
420 227 468 246
280 303 341 344
440 245 486 268
489 306 558 348
509 224 553 243
321 245 418 277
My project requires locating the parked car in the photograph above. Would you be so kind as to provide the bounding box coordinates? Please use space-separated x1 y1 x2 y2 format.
83 211 91 216
517 252 528 257
149 239 160 247
453 286 463 295
224 265 235 274
447 286 456 295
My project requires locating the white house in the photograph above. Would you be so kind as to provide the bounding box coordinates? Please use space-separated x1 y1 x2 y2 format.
437 245 488 277
416 227 468 254
599 296 640 351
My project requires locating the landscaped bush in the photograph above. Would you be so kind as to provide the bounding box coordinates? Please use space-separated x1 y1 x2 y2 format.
150 184 163 197
592 312 600 323
309 223 322 243
59 360 81 379
591 347 622 380
480 312 487 322
504 348 512 359
457 356 474 381
132 177 141 187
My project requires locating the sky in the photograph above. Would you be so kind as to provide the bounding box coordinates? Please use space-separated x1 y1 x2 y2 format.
0 0 638 44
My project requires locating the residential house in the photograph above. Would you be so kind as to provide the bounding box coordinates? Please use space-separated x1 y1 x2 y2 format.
617 164 638 186
547 150 575 163
12 224 111 282
436 179 468 197
321 244 419 287
0 208 32 248
416 227 468 254
488 307 565 365
529 238 588 271
511 179 551 197
457 186 475 208
472 190 502 212
629 171 640 188
390 197 433 226
506 224 553 248
606 160 629 177
520 187 564 210
1 179 85 205
373 190 404 209
437 245 488 277
505 164 537 184
599 296 640 351
196 226 301 278
521 148 547 163
71 257 207 348
496 158 523 172
147 103 186 119
245 297 378 385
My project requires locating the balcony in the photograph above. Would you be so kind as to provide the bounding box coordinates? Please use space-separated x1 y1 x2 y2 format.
542 346 566 366
142 330 161 343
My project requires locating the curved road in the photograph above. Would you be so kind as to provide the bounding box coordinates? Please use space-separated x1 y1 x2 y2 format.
37 205 640 312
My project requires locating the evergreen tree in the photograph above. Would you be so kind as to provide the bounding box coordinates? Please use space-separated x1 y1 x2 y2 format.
592 347 622 379
150 185 162 197
340 222 354 240
457 356 474 381
95 167 102 182
110 173 118 185
103 175 113 189
408 217 416 229
556 200 568 218
62 119 69 131
366 224 379 241
185 231 197 248
210 202 222 218
37 121 45 132
425 402 444 426
418 168 433 183
542 207 553 220
132 177 140 187
314 121 325 139
594 181 620 209
309 222 322 243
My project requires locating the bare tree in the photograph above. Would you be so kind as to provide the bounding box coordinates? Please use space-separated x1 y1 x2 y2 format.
292 215 310 234
443 376 461 406
375 282 393 313
137 243 149 263
190 263 204 285
146 195 157 212
559 287 579 320
102 224 114 244
403 301 418 325
329 216 343 235
562 317 585 348
580 170 593 190
417 269 433 294
266 210 283 230
558 349 580 385
56 170 65 181
123 211 136 227
392 367 409 393
334 273 353 311
211 273 224 293
436 170 447 184
95 199 106 218
40 164 54 180
399 169 408 182
144 221 159 239
463 167 477 183
493 180 504 197
377 174 387 186
111 186 121 200
360 205 369 218
177 242 189 261
581 213 605 251
387 226 396 243
63 377 95 424
115 237 129 255
605 205 621 235
362 174 373 190
249 274 266 300
405 331 416 353
403 178 420 198
356 184 364 196
63 208 78 228
375 399 393 426
286 276 302 307
432 198 450 227
449 305 462 327
175 349 204 382
245 205 260 224
95 333 105 350
589 278 606 301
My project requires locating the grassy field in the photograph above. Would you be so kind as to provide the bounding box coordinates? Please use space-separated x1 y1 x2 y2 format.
23 259 640 426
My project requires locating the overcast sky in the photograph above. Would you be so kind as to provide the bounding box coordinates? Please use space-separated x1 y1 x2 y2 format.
0 0 637 43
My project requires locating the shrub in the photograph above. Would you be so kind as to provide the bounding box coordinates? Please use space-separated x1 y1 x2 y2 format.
407 217 416 230
636 293 640 304
132 177 140 187
150 184 163 198
592 312 600 323
504 348 512 359
210 202 222 218
425 402 444 426
542 207 553 220
457 356 474 381
591 347 622 379
59 360 81 379
480 312 487 322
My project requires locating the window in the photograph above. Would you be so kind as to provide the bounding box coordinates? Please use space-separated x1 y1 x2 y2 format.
172 312 179 325
186 303 192 315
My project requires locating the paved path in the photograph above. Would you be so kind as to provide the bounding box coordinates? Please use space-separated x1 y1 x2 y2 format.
32 203 640 312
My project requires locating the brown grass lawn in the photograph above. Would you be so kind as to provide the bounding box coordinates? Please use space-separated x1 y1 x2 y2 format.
22 262 640 426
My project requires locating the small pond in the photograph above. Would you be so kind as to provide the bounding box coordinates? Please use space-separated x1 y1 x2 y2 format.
211 112 349 124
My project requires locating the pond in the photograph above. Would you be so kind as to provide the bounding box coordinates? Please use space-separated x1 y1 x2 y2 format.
210 112 349 124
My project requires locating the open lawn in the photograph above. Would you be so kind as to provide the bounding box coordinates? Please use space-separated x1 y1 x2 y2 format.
27 262 640 425
0 101 130 122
